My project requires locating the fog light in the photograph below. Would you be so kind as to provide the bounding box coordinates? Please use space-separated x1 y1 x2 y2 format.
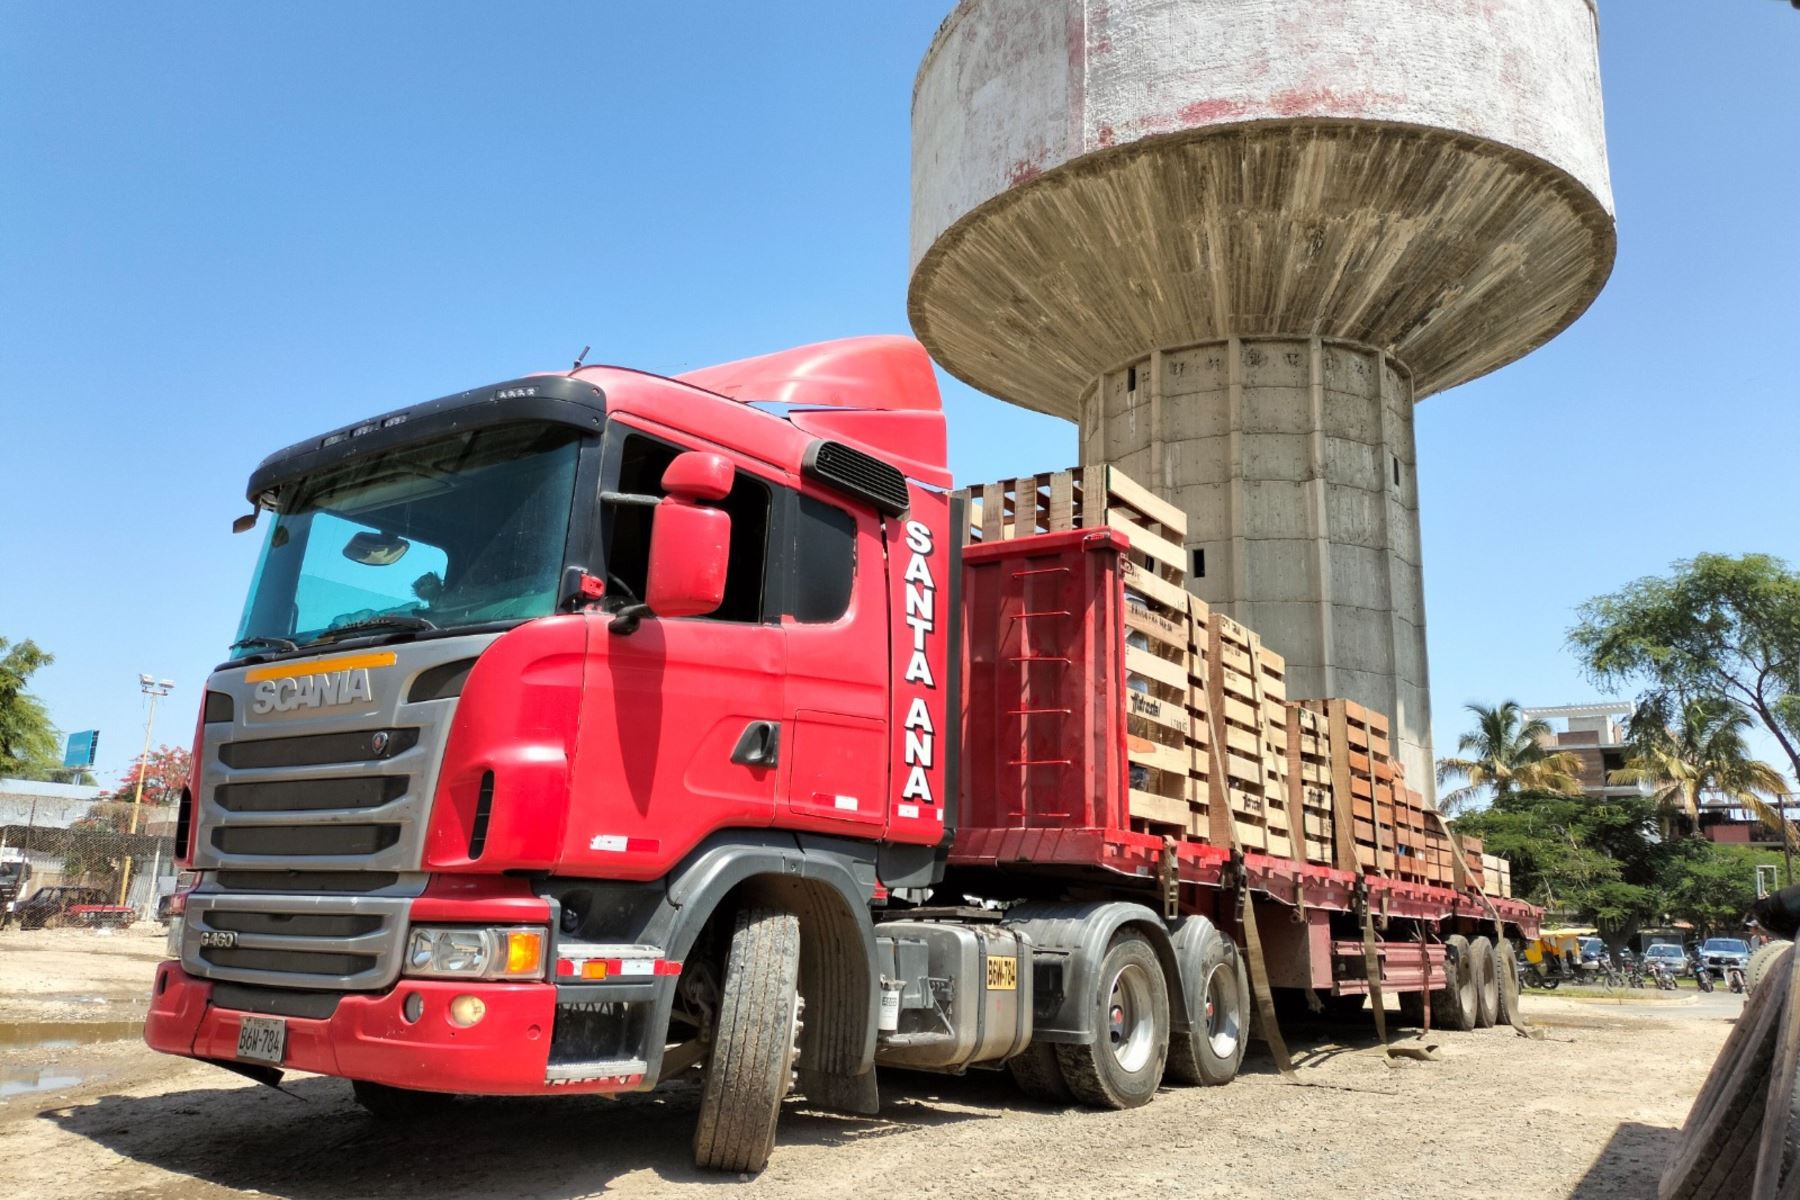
448 995 486 1028
402 993 423 1023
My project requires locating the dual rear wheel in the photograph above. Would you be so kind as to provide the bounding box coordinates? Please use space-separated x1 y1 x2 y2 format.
1010 926 1249 1108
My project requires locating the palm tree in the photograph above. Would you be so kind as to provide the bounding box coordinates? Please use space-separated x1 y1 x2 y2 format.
1610 695 1795 844
1435 701 1585 816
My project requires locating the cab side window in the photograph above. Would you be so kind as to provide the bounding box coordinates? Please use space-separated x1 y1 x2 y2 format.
604 430 773 623
790 494 856 623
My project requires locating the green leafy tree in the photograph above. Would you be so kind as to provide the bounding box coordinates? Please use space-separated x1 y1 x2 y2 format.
1457 791 1662 954
1571 553 1800 801
1660 842 1776 940
1611 695 1793 842
0 637 63 779
1434 701 1584 816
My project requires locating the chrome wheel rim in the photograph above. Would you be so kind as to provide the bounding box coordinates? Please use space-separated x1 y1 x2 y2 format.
1105 962 1156 1073
1202 961 1242 1060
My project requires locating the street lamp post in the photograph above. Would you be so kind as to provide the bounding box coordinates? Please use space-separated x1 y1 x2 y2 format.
116 675 174 909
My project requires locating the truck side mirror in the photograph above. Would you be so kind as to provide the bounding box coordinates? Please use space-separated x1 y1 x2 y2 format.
643 452 734 619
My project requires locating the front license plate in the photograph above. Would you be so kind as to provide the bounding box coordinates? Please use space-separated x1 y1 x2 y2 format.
236 1016 286 1065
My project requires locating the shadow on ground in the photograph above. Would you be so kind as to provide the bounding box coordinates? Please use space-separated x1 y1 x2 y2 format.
42 1069 1011 1199
1567 1121 1680 1198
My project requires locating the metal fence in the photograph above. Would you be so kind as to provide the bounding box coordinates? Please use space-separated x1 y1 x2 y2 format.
0 799 179 926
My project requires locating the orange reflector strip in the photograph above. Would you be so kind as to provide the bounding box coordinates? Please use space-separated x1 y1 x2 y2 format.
244 651 397 682
580 961 609 980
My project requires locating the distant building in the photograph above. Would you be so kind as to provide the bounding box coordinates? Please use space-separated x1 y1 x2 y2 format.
0 776 105 833
1523 703 1640 802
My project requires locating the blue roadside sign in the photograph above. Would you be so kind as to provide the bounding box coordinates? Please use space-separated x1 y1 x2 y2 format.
62 729 100 769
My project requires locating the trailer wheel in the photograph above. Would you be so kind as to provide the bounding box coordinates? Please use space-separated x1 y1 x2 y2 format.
1055 932 1169 1108
1007 1042 1074 1104
1495 944 1523 1027
352 1080 455 1119
1430 935 1478 1032
1165 927 1248 1086
1470 936 1499 1028
692 906 801 1175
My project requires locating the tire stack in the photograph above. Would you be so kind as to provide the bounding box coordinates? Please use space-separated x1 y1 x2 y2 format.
1660 942 1798 1199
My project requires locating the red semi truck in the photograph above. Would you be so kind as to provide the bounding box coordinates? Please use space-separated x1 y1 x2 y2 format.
146 336 1538 1172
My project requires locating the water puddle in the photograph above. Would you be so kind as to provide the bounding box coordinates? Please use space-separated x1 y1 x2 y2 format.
0 1019 144 1051
0 1065 88 1099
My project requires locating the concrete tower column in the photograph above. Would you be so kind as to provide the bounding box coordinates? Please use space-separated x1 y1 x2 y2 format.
907 0 1616 801
1077 337 1433 790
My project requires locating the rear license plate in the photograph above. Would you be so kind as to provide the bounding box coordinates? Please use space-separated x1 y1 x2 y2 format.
236 1016 286 1065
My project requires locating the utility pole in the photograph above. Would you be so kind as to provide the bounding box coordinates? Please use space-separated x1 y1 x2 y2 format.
116 675 174 909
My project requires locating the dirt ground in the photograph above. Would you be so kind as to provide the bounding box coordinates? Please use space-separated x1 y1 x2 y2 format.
0 927 1738 1200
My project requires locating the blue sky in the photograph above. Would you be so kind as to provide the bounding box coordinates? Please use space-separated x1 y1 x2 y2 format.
2 2 1796 789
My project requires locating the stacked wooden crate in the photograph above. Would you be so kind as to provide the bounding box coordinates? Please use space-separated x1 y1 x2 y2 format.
1284 703 1336 865
1390 772 1435 885
953 465 1197 838
1482 854 1514 898
1460 835 1488 892
1195 606 1293 856
1298 699 1397 874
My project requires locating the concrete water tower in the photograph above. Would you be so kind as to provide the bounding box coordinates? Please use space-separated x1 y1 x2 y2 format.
908 0 1615 796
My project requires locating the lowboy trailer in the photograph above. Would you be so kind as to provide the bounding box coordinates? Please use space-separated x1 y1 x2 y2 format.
146 336 1539 1172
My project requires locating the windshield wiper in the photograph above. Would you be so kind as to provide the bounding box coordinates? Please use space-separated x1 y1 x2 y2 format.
232 634 300 654
306 614 438 646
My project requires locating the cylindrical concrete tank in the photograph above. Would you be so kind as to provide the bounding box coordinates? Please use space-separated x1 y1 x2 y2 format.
909 0 1615 797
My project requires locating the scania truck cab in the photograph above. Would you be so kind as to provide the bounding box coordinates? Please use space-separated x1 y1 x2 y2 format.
150 338 961 1171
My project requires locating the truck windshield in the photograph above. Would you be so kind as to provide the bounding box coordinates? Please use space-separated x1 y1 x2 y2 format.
233 422 581 655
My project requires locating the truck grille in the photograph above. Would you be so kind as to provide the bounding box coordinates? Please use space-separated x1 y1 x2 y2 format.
195 725 436 874
181 888 417 991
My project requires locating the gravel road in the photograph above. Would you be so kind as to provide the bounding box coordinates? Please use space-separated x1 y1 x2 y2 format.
0 928 1737 1200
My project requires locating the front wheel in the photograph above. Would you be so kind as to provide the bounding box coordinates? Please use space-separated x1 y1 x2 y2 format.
1055 933 1169 1108
692 907 802 1175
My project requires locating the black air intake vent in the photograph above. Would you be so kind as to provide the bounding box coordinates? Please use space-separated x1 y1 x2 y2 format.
468 771 495 859
803 440 909 517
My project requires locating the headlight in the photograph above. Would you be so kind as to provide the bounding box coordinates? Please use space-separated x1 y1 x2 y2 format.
403 926 546 980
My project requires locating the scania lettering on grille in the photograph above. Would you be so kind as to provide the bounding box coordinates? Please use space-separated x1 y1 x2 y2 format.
251 669 374 714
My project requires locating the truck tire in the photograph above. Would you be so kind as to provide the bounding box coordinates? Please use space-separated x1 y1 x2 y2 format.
1430 935 1478 1032
1054 932 1169 1109
693 906 801 1175
1007 1042 1074 1104
1165 926 1248 1086
1470 936 1499 1028
1397 990 1427 1027
1746 939 1789 995
1495 945 1523 1027
1659 954 1785 1200
352 1079 454 1118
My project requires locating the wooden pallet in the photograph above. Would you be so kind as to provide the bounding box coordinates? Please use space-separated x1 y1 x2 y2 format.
955 466 1191 614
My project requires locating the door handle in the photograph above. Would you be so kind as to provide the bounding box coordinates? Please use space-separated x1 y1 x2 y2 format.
730 720 781 767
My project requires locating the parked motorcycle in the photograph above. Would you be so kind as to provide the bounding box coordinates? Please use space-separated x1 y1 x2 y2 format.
1691 948 1716 994
1726 963 1746 994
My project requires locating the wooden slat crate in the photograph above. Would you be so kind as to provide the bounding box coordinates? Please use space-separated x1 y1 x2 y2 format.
1284 702 1336 866
1460 835 1487 892
1481 853 1513 898
1125 596 1195 836
1195 601 1292 857
1299 698 1396 874
954 466 1191 615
